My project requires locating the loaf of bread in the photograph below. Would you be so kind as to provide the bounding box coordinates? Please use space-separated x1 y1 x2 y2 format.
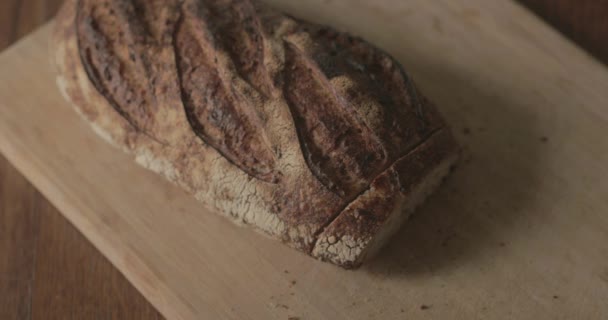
53 0 459 268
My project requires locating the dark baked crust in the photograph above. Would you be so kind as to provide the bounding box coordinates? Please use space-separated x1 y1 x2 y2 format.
53 0 459 267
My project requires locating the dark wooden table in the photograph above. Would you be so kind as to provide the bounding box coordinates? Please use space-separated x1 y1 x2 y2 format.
521 0 608 64
0 0 606 319
0 1 163 319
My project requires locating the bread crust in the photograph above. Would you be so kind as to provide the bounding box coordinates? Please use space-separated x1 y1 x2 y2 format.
53 0 458 268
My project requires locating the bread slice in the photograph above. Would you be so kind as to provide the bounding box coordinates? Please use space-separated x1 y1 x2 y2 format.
53 0 459 268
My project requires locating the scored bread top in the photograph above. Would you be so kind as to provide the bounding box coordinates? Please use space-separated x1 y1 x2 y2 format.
54 0 457 267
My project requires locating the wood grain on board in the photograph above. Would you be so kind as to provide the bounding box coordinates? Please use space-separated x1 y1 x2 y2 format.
1 0 608 319
0 0 163 319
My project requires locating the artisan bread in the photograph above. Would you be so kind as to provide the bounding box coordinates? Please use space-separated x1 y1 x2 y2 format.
53 0 459 268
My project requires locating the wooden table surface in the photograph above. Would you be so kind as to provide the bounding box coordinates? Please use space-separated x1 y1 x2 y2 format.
0 0 605 319
521 0 608 64
0 1 163 319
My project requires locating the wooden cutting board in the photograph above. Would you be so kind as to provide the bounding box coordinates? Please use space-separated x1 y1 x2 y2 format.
1 0 607 319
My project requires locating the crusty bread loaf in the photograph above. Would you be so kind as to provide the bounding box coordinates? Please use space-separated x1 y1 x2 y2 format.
53 0 459 268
